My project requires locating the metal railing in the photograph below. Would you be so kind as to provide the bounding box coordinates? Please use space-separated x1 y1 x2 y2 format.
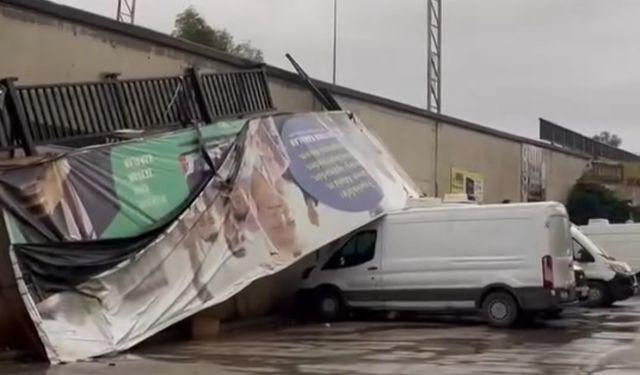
540 118 639 162
0 97 12 150
0 68 274 155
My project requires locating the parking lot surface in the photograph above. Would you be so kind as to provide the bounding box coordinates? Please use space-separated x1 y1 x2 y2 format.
4 299 640 374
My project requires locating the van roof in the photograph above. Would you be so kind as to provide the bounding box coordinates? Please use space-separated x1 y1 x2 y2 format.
580 222 640 235
388 201 566 217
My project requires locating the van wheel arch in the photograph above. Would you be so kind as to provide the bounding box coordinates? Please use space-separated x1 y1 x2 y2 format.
314 284 344 296
313 284 346 321
479 287 521 327
585 279 612 307
476 284 522 309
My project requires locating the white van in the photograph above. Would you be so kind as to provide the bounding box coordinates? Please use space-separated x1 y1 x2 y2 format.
579 220 640 274
571 225 637 307
300 202 577 327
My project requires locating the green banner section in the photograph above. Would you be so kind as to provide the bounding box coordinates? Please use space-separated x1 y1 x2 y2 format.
103 120 245 238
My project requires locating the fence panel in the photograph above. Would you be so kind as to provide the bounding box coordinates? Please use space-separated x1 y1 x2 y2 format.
540 118 639 161
200 69 273 119
0 69 275 155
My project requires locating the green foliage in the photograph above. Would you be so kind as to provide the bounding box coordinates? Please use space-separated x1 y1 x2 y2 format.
592 131 622 148
172 6 263 62
566 182 632 225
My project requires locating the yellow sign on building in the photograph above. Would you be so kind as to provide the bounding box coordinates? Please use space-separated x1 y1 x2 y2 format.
450 167 484 202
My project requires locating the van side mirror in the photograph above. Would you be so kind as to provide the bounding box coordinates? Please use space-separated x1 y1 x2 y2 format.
577 249 595 263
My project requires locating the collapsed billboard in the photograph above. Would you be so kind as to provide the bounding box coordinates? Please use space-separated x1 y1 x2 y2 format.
0 111 418 362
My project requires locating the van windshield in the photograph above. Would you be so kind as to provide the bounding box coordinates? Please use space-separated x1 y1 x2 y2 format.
572 226 615 260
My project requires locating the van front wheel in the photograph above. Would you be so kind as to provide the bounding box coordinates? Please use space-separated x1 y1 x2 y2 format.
481 291 519 328
585 281 612 307
315 289 345 321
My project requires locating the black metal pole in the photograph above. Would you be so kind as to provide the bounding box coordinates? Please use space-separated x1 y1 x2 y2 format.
332 0 338 85
285 53 341 111
1 78 36 156
189 67 214 124
103 72 133 131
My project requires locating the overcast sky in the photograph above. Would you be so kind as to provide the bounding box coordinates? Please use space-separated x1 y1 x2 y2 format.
55 0 640 151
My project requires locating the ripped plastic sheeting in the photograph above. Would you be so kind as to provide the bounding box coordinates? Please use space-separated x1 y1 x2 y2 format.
2 111 419 362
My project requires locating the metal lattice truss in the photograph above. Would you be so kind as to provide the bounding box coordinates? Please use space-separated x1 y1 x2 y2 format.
116 0 136 24
427 0 442 113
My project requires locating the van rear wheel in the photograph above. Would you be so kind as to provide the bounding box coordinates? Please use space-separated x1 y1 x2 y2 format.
315 289 345 321
481 291 519 328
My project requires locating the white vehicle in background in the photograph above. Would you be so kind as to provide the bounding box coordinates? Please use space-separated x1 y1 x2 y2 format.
571 225 638 307
580 219 640 275
300 202 577 327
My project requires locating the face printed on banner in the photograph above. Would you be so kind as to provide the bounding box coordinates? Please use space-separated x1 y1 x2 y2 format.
253 124 288 179
250 167 298 255
224 212 246 257
230 187 250 221
11 159 97 241
196 207 220 244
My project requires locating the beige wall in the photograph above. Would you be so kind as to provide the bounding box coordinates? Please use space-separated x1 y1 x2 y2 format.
546 150 588 203
0 5 313 115
268 77 315 113
337 96 437 195
436 124 522 203
0 5 229 83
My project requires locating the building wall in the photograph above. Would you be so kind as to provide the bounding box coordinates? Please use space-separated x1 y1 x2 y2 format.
336 96 437 195
268 77 316 113
0 4 315 114
546 150 588 203
0 5 219 83
436 124 522 203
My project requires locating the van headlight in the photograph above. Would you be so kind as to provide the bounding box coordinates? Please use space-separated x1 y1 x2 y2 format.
608 263 629 274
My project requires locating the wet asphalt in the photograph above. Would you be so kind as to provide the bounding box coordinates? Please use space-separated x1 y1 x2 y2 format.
4 299 640 375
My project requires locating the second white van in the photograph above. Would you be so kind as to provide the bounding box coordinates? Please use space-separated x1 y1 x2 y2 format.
580 220 640 274
571 225 637 307
300 202 577 327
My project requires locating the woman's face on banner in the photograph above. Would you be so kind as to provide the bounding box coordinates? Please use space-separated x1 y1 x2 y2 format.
250 169 297 252
230 188 250 220
197 208 220 243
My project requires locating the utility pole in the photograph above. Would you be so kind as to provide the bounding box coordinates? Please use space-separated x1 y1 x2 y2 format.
116 0 137 24
427 0 442 113
332 0 338 84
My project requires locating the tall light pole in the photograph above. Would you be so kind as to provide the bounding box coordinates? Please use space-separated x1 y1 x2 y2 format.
332 0 338 84
427 0 442 113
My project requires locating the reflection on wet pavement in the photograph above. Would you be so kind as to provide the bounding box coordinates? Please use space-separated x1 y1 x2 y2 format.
4 299 640 374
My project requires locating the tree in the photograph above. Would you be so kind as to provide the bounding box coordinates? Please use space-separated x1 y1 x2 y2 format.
566 182 632 225
172 6 263 62
592 131 622 148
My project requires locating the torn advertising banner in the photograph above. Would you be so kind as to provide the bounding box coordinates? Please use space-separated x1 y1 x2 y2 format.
521 144 547 202
0 119 244 243
450 167 484 202
0 111 418 362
